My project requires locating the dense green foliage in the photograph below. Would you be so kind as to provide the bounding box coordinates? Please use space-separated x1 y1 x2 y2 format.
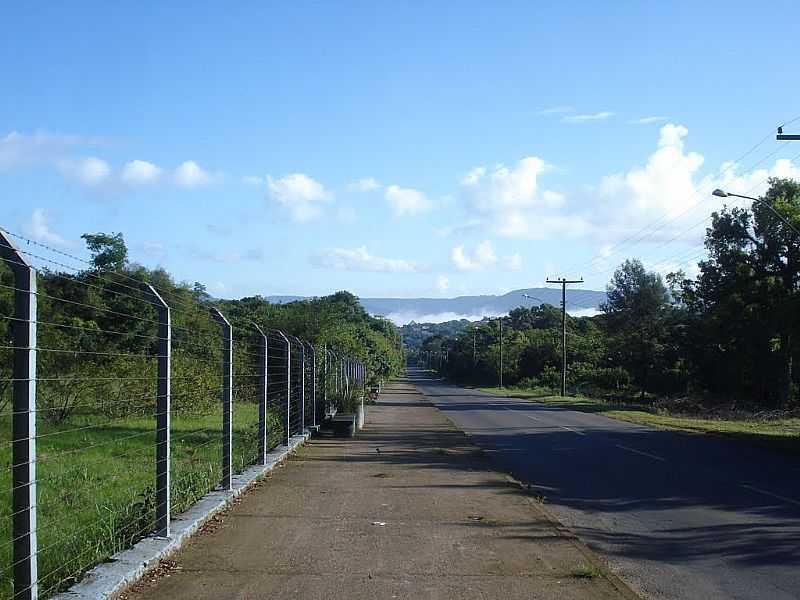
0 231 403 598
428 178 800 410
399 319 471 352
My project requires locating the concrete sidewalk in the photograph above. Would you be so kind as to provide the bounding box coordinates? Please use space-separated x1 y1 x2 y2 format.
125 377 636 600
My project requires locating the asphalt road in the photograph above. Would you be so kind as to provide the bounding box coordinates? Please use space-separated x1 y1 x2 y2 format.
411 369 800 600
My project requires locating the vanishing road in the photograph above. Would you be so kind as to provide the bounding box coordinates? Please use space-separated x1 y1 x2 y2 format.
412 370 800 600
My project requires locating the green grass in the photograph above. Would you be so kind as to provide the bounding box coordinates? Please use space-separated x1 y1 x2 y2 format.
569 564 602 579
0 403 284 599
480 387 800 454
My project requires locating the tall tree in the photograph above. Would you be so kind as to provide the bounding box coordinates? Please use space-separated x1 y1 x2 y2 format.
681 178 800 406
602 259 670 398
81 232 128 271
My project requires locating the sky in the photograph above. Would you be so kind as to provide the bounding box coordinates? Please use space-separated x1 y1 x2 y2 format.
2 1 800 303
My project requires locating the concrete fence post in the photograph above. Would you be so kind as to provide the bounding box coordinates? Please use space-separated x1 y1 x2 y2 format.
253 323 268 465
276 331 290 445
298 339 305 432
0 230 38 600
323 346 328 413
145 285 171 538
310 344 317 428
211 309 233 491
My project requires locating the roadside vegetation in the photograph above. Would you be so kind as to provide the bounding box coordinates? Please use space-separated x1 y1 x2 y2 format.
0 232 404 598
479 388 800 454
416 179 800 449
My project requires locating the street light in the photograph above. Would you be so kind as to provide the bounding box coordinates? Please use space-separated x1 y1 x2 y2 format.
522 293 545 304
712 188 800 237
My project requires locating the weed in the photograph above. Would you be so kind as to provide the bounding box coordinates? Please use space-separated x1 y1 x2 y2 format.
570 565 602 579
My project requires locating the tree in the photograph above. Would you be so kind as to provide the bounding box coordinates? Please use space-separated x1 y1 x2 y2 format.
81 232 128 271
681 178 800 406
602 259 670 398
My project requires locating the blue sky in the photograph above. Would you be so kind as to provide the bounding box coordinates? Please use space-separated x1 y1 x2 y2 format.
2 1 800 305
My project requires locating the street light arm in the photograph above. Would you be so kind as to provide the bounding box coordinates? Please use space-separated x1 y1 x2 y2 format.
713 189 800 238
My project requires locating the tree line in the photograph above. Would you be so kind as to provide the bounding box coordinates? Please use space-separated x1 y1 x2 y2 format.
0 231 404 423
421 178 800 410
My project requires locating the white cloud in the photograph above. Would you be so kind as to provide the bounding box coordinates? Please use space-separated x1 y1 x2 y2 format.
348 177 381 192
267 173 331 222
437 275 450 293
174 161 214 187
630 116 668 125
599 124 705 221
569 308 601 318
451 240 497 271
121 160 161 185
0 131 101 170
563 111 614 123
461 157 585 239
536 106 573 116
588 122 800 253
701 157 800 199
385 309 503 326
241 175 264 186
462 158 548 212
23 209 68 246
1 131 227 193
433 219 482 237
506 253 523 271
58 156 111 186
647 257 701 282
313 246 417 273
385 185 431 217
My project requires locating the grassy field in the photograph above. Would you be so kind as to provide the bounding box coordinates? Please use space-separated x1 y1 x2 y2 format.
0 403 284 599
479 387 800 454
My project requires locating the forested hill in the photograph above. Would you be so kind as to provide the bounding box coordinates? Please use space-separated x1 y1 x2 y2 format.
400 319 473 351
268 287 607 324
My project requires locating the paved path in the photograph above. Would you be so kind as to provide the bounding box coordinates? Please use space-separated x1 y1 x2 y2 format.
414 371 800 600
127 377 635 600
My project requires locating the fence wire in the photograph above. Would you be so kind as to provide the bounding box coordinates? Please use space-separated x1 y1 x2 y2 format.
0 229 366 600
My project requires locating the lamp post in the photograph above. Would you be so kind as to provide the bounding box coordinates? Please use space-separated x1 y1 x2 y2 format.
712 189 800 237
522 293 545 304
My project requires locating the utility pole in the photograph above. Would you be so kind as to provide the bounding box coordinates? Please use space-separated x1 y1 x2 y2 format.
472 328 477 365
499 318 503 388
546 277 583 396
494 317 504 389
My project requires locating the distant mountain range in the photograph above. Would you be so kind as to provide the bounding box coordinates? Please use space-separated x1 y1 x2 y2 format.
266 287 607 325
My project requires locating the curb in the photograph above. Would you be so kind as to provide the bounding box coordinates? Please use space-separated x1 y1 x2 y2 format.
53 432 310 600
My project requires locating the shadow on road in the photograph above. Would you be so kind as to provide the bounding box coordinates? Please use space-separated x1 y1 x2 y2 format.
408 372 800 576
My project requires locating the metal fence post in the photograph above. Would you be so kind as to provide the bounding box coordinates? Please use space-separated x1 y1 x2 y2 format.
253 324 268 465
146 285 171 538
211 309 232 491
276 331 290 445
0 230 38 600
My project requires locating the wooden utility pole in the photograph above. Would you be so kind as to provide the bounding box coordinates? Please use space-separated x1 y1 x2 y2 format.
499 318 503 388
546 277 583 396
472 328 477 365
